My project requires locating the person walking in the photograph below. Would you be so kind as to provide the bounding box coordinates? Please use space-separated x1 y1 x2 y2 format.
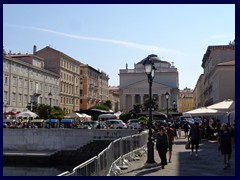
166 123 174 163
218 123 233 170
183 122 190 138
188 122 201 157
156 126 169 169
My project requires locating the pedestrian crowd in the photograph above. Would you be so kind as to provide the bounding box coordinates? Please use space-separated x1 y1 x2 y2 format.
153 118 235 171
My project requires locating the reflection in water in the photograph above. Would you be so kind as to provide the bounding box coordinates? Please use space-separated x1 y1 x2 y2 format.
3 166 67 176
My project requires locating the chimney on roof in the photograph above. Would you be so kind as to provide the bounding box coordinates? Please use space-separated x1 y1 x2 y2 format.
33 45 37 54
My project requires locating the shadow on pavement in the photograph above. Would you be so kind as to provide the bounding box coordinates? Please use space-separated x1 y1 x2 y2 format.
121 164 162 176
177 140 235 176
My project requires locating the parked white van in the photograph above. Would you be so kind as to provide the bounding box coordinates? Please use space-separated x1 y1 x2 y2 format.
98 114 117 121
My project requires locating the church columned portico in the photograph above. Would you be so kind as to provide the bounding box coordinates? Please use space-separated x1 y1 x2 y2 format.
119 54 179 112
122 90 176 112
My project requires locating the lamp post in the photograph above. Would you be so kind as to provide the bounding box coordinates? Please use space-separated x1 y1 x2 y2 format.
173 100 176 112
48 92 52 129
165 92 169 121
30 101 33 112
142 54 157 165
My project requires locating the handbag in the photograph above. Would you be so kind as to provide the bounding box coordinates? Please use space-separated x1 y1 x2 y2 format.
185 141 190 149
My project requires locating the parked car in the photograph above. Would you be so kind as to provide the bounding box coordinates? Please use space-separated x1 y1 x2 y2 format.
98 114 117 121
103 119 127 129
78 121 99 129
154 119 167 127
127 119 142 129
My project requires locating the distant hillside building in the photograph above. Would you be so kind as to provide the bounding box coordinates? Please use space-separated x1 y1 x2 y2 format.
119 54 179 112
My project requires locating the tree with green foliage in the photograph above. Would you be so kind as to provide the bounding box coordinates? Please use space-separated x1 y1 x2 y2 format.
138 116 148 129
133 103 143 113
50 106 67 119
37 104 51 119
37 104 66 119
119 111 134 123
103 100 112 109
143 97 159 111
89 104 110 111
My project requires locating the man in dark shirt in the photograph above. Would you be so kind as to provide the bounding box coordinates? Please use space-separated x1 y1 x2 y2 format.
188 122 201 157
166 123 175 163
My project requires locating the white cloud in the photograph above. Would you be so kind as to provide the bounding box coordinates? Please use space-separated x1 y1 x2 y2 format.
5 24 184 56
202 34 234 44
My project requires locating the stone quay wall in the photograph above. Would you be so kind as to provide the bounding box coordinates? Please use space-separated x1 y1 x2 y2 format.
3 128 139 151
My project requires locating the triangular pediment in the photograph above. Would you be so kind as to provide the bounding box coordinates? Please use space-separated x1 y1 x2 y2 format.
124 79 169 89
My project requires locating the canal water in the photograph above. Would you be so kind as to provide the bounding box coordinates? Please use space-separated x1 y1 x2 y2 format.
3 166 63 176
3 164 76 176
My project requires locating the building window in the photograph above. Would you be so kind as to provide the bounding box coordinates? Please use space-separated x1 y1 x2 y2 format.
4 75 8 84
4 91 8 101
24 95 28 103
12 93 16 101
19 94 22 103
25 80 28 89
19 78 23 88
30 81 33 90
13 77 17 86
4 60 9 69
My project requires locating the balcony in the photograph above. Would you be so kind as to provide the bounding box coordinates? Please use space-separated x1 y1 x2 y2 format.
33 89 42 96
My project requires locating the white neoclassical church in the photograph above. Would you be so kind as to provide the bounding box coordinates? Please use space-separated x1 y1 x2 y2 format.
119 54 179 112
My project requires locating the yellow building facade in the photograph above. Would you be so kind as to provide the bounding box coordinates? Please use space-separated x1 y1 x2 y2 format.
177 87 194 113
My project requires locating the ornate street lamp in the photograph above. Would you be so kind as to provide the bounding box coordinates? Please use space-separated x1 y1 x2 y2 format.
142 54 157 165
48 92 52 107
173 100 176 112
165 92 169 121
48 92 52 129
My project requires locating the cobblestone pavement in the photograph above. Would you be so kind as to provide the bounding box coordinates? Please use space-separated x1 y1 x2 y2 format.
120 136 235 176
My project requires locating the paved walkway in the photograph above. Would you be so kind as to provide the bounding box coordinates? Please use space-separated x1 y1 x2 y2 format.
120 136 235 176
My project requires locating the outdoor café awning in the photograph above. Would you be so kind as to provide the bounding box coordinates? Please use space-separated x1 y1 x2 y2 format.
183 107 224 117
207 99 235 113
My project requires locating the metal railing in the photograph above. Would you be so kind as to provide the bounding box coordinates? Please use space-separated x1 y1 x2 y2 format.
58 131 148 176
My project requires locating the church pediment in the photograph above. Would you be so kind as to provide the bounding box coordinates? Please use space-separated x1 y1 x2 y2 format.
124 80 169 89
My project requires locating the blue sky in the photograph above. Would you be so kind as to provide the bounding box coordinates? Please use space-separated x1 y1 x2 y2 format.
3 4 235 89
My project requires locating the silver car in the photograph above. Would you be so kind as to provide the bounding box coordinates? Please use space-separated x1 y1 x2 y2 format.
127 119 142 129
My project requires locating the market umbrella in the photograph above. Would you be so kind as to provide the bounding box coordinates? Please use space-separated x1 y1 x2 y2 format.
183 107 224 117
3 111 17 116
16 110 38 118
207 99 235 112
